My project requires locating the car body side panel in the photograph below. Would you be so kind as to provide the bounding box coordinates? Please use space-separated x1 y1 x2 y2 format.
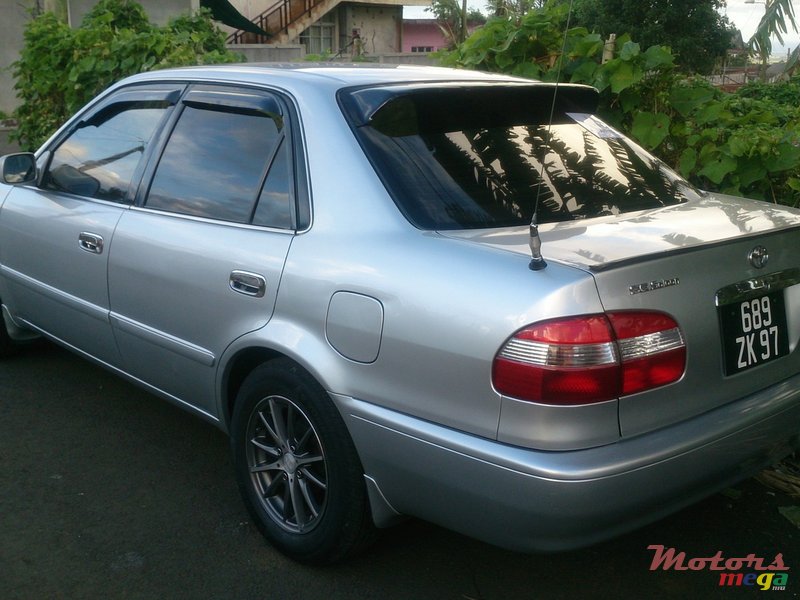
0 187 124 363
255 80 612 442
267 228 606 441
108 209 292 415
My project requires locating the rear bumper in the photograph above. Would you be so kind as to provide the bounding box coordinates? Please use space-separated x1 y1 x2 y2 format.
333 373 800 552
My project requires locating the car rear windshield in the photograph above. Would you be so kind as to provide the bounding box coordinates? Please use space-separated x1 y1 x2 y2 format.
340 84 699 230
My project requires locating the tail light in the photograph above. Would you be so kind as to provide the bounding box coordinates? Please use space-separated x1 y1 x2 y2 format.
492 312 685 405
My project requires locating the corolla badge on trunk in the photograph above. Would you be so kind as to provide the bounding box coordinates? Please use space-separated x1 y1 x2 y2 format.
629 278 680 295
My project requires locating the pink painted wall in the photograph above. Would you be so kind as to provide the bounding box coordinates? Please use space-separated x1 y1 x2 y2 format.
402 20 446 52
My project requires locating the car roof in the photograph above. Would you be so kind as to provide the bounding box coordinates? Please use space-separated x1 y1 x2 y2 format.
116 63 533 93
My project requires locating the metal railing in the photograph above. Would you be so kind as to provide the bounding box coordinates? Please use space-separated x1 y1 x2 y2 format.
227 0 328 44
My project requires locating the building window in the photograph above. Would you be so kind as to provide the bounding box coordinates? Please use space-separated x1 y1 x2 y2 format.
300 12 336 55
411 46 434 53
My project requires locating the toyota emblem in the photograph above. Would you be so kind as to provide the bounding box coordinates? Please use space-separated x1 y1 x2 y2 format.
748 245 769 269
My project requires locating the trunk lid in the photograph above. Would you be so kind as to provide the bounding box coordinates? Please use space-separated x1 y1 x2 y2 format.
442 194 800 437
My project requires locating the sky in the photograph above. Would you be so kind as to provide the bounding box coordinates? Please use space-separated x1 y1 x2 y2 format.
404 0 800 59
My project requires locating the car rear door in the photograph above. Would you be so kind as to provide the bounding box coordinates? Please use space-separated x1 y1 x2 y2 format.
108 85 299 417
0 85 181 364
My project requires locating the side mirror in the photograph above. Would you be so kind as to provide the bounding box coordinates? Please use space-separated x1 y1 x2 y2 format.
0 153 37 185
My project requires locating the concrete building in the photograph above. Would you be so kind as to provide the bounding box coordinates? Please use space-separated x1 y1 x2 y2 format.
0 0 432 116
402 18 445 53
0 0 196 115
0 2 30 115
226 0 428 57
401 18 483 53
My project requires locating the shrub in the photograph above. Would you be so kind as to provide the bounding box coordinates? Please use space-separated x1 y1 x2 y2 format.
438 4 800 206
12 0 242 150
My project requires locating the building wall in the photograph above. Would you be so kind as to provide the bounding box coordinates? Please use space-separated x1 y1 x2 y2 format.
1 0 199 115
0 1 34 115
340 4 402 55
233 44 305 62
227 0 261 21
401 18 481 53
402 20 446 53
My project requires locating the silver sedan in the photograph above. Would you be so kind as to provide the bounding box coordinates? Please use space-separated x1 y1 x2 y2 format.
2 64 800 564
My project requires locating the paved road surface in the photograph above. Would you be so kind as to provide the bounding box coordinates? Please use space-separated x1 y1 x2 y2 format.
1 342 798 599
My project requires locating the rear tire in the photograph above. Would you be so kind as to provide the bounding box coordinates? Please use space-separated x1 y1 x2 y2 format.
231 358 375 564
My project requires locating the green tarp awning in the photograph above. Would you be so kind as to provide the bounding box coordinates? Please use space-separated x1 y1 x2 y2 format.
200 0 271 37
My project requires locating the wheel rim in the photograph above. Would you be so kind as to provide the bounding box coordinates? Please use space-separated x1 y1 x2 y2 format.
245 395 328 534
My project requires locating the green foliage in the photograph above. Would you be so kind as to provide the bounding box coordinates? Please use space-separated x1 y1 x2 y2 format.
571 0 734 75
13 0 242 150
438 3 800 207
736 75 800 105
427 0 487 47
304 50 333 61
748 0 798 65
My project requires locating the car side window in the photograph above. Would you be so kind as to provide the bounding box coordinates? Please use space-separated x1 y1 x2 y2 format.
145 88 293 228
43 97 173 202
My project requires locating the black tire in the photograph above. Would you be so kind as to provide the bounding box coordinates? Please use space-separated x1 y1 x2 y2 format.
231 358 375 564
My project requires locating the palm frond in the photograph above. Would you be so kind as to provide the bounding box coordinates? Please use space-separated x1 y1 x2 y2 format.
749 0 798 59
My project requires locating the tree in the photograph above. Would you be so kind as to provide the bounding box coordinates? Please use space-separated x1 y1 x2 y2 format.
13 0 242 149
571 0 735 74
486 0 542 20
427 0 486 47
438 2 800 206
748 0 798 81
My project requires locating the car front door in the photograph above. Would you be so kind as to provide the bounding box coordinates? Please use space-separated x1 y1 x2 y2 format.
0 85 182 365
108 85 299 417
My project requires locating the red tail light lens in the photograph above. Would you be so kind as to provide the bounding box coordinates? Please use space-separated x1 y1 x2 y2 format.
492 312 685 405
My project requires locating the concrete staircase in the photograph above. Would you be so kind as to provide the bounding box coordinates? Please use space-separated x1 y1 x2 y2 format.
228 0 343 45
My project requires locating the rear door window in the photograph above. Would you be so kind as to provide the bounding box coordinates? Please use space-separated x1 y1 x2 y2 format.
145 87 294 229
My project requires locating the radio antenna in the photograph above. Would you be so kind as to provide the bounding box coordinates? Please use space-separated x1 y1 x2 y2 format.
529 0 574 271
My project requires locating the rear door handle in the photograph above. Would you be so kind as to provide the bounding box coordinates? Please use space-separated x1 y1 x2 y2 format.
79 232 104 254
229 270 266 298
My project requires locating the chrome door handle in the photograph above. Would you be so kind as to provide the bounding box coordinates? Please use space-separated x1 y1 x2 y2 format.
79 232 104 254
229 270 266 298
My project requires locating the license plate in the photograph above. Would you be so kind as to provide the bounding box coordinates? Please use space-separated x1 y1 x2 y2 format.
718 290 789 375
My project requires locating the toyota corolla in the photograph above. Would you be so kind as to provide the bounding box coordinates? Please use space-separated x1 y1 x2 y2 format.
1 64 799 564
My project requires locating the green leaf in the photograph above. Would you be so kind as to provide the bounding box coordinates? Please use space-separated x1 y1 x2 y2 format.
699 154 737 184
607 61 642 93
569 59 597 83
618 87 641 113
679 148 697 177
670 84 717 117
768 144 800 172
570 33 603 58
735 160 767 188
512 61 542 80
631 112 670 149
643 45 674 70
619 41 640 61
727 134 753 158
695 102 724 125
788 177 800 192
